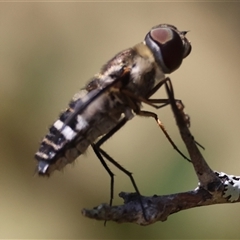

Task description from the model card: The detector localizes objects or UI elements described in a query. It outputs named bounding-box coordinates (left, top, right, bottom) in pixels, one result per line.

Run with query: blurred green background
left=1, top=2, right=240, bottom=239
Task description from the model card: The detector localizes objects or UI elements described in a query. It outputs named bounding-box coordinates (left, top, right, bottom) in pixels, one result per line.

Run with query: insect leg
left=136, top=109, right=191, bottom=162
left=121, top=77, right=181, bottom=110
left=93, top=146, right=147, bottom=220
left=90, top=118, right=127, bottom=207
left=146, top=77, right=170, bottom=98
left=92, top=118, right=147, bottom=220
left=91, top=144, right=115, bottom=207
left=95, top=118, right=128, bottom=148
left=121, top=88, right=170, bottom=109
left=164, top=79, right=205, bottom=151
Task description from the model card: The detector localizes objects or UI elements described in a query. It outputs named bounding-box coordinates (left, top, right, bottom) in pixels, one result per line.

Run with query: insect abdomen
left=35, top=90, right=122, bottom=176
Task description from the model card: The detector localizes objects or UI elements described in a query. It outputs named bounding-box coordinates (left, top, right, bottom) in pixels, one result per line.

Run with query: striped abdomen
left=35, top=89, right=125, bottom=176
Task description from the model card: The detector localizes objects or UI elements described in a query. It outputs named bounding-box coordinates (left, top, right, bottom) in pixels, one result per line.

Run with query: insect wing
left=35, top=65, right=131, bottom=175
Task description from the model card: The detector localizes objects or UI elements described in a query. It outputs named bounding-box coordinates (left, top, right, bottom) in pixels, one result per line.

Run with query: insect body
left=35, top=24, right=191, bottom=182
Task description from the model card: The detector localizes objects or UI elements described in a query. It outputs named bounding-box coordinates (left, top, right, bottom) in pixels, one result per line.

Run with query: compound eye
left=144, top=24, right=191, bottom=73
left=150, top=27, right=175, bottom=46
left=183, top=37, right=192, bottom=58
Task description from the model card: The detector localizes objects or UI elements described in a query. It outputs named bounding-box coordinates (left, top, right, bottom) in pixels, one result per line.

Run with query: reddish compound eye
left=151, top=27, right=174, bottom=45
left=144, top=24, right=191, bottom=73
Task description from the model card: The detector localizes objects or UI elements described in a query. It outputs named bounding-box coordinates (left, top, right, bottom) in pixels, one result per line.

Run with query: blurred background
left=1, top=2, right=240, bottom=239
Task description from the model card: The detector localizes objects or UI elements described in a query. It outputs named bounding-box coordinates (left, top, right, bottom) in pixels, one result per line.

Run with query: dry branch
left=82, top=79, right=240, bottom=225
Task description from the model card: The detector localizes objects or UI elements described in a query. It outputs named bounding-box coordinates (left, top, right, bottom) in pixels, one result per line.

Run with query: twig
left=82, top=79, right=240, bottom=225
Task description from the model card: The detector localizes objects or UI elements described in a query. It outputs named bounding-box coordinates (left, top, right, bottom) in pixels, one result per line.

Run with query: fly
left=35, top=23, right=191, bottom=210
